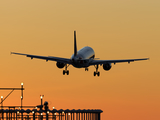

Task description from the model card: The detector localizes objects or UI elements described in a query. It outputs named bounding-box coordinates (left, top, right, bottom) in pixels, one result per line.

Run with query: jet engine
left=56, top=62, right=65, bottom=68
left=103, top=63, right=112, bottom=71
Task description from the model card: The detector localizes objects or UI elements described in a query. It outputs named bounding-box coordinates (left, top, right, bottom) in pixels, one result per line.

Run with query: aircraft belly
left=71, top=46, right=95, bottom=68
left=72, top=64, right=89, bottom=68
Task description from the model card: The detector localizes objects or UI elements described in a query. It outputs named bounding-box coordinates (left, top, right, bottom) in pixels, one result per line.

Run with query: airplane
left=11, top=31, right=149, bottom=76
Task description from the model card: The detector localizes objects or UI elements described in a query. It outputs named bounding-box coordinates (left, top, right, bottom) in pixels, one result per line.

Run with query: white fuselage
left=71, top=46, right=95, bottom=68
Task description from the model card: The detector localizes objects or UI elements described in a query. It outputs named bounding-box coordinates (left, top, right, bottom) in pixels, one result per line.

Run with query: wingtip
left=10, top=52, right=16, bottom=55
left=144, top=58, right=149, bottom=60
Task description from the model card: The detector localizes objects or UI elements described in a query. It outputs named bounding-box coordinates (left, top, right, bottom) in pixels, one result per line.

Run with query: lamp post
left=68, top=113, right=70, bottom=120
left=52, top=107, right=55, bottom=120
left=1, top=96, right=3, bottom=119
left=21, top=82, right=23, bottom=109
left=40, top=95, right=44, bottom=106
left=1, top=96, right=3, bottom=109
left=40, top=95, right=44, bottom=120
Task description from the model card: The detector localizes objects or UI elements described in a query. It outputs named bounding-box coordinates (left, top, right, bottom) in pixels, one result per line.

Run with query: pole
left=21, top=82, right=23, bottom=120
left=21, top=83, right=23, bottom=110
left=33, top=112, right=35, bottom=120
left=46, top=111, right=48, bottom=120
left=41, top=98, right=42, bottom=106
left=98, top=113, right=100, bottom=120
left=1, top=96, right=3, bottom=109
left=40, top=95, right=44, bottom=106
left=1, top=96, right=4, bottom=120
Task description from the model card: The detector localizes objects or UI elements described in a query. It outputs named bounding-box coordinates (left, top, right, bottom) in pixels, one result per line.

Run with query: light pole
left=1, top=96, right=4, bottom=120
left=40, top=95, right=44, bottom=106
left=40, top=95, right=44, bottom=120
left=21, top=82, right=23, bottom=109
left=1, top=96, right=3, bottom=109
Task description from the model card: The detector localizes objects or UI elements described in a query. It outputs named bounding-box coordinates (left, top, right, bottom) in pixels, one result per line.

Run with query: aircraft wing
left=89, top=58, right=149, bottom=65
left=11, top=52, right=72, bottom=64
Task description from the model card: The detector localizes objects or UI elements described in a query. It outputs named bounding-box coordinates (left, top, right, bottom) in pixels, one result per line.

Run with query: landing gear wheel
left=93, top=65, right=100, bottom=76
left=94, top=72, right=96, bottom=76
left=85, top=68, right=88, bottom=71
left=97, top=72, right=100, bottom=76
left=63, top=70, right=65, bottom=75
left=66, top=70, right=69, bottom=75
left=63, top=64, right=70, bottom=75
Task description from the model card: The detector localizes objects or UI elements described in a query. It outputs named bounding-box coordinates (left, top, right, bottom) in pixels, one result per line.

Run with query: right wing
left=11, top=52, right=72, bottom=64
left=89, top=58, right=149, bottom=65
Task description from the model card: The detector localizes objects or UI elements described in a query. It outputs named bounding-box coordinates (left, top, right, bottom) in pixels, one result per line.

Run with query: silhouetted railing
left=0, top=108, right=102, bottom=120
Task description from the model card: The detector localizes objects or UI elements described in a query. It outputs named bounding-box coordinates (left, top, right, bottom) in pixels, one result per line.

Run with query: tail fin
left=74, top=31, right=77, bottom=56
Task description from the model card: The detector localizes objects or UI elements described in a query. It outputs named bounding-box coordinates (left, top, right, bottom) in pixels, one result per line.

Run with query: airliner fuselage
left=71, top=46, right=95, bottom=68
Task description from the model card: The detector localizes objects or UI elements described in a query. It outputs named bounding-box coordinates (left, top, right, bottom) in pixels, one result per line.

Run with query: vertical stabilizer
left=74, top=31, right=77, bottom=56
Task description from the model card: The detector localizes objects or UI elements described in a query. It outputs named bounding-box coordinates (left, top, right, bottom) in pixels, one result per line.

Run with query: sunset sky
left=0, top=0, right=160, bottom=120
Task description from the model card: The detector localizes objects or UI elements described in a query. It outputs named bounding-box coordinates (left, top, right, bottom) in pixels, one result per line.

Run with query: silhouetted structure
left=0, top=83, right=103, bottom=120
left=0, top=82, right=24, bottom=109
left=0, top=107, right=103, bottom=120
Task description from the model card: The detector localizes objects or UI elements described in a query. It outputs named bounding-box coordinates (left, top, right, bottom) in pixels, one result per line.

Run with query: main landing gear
left=63, top=65, right=69, bottom=75
left=85, top=68, right=88, bottom=71
left=94, top=65, right=100, bottom=76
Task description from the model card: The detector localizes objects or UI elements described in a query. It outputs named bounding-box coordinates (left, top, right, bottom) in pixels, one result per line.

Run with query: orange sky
left=0, top=0, right=160, bottom=120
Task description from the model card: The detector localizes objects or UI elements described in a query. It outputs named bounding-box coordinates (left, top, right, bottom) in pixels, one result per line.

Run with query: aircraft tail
left=74, top=31, right=77, bottom=56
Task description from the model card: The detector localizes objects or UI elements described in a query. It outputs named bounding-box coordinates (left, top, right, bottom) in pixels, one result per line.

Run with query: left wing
left=11, top=52, right=72, bottom=64
left=89, top=58, right=149, bottom=65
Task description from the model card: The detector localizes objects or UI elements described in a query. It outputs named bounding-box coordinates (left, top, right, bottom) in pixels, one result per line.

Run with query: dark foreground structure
left=0, top=108, right=103, bottom=120
left=0, top=83, right=103, bottom=120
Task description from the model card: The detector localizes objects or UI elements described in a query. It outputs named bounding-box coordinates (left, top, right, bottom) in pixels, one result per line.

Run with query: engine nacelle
left=56, top=62, right=65, bottom=69
left=103, top=63, right=112, bottom=71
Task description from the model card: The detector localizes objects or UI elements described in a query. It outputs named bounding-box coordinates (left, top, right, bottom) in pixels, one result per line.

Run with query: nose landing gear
left=63, top=70, right=69, bottom=75
left=94, top=65, right=100, bottom=76
left=63, top=64, right=69, bottom=75
left=85, top=68, right=89, bottom=71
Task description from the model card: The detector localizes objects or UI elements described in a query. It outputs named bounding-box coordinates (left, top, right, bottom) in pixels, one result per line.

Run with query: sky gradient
left=0, top=0, right=160, bottom=120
